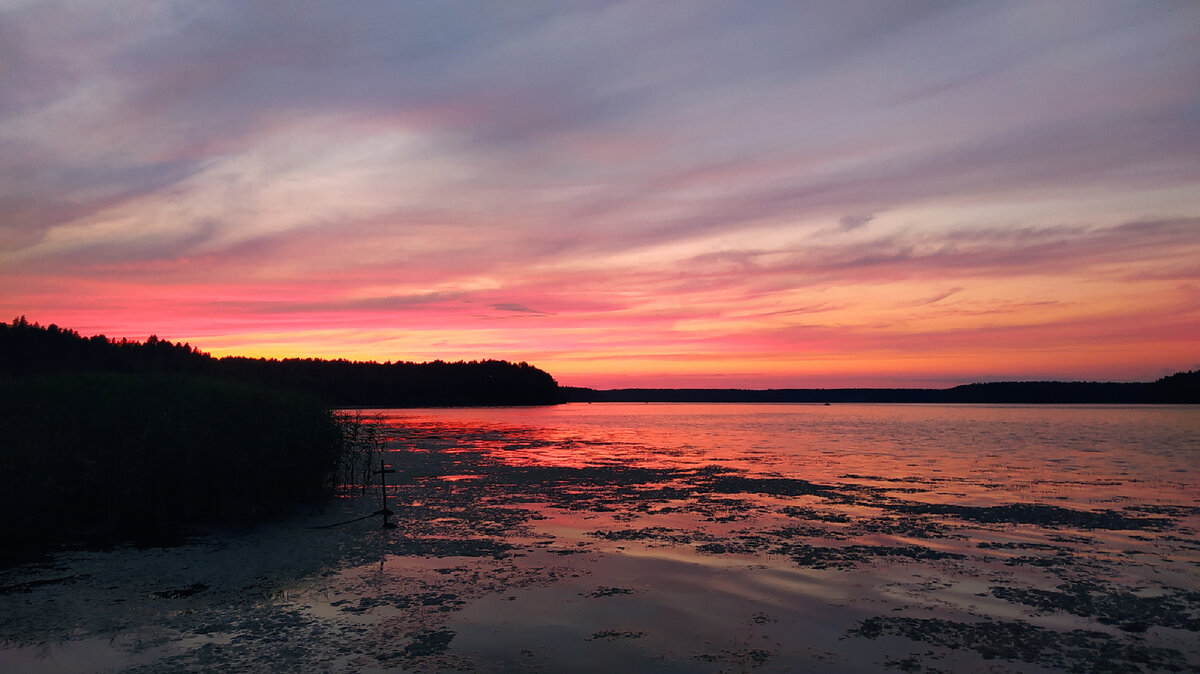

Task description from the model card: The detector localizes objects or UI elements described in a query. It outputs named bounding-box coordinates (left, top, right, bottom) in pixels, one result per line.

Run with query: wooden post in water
left=373, top=460, right=396, bottom=528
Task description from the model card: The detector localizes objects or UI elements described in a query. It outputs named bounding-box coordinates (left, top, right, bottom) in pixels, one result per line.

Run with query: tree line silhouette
left=0, top=317, right=562, bottom=563
left=0, top=316, right=564, bottom=406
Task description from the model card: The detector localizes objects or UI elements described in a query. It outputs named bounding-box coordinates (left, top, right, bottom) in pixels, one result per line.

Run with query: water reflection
left=2, top=404, right=1197, bottom=672
left=368, top=403, right=1200, bottom=671
left=381, top=403, right=1200, bottom=509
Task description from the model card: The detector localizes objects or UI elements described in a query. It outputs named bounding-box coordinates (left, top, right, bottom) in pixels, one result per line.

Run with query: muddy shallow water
left=2, top=403, right=1198, bottom=672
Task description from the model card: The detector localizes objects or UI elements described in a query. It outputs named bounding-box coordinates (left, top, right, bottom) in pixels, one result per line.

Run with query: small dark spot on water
left=693, top=647, right=775, bottom=668
left=751, top=612, right=777, bottom=624
left=587, top=630, right=645, bottom=641
left=148, top=582, right=209, bottom=599
left=583, top=586, right=637, bottom=598
left=977, top=541, right=1058, bottom=550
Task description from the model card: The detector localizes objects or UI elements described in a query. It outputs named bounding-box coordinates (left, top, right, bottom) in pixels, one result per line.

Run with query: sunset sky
left=2, top=1, right=1198, bottom=388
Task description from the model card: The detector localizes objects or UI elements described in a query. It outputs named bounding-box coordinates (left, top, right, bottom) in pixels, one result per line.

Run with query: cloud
left=491, top=303, right=548, bottom=316
left=905, top=288, right=963, bottom=307
left=839, top=214, right=874, bottom=231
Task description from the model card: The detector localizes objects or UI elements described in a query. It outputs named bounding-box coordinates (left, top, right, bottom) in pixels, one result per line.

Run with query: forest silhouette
left=0, top=316, right=564, bottom=407
left=0, top=317, right=562, bottom=563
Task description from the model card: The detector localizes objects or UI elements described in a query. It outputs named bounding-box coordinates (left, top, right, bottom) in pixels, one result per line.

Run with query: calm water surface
left=383, top=403, right=1199, bottom=506
left=2, top=403, right=1197, bottom=673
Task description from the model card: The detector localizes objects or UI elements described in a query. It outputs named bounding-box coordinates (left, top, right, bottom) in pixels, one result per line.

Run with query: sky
left=2, top=1, right=1199, bottom=388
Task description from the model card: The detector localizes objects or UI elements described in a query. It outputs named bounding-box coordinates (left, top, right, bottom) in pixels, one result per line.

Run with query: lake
left=2, top=403, right=1198, bottom=672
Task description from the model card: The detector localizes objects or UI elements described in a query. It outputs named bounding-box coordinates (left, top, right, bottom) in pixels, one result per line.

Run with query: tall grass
left=0, top=372, right=344, bottom=559
left=330, top=410, right=386, bottom=491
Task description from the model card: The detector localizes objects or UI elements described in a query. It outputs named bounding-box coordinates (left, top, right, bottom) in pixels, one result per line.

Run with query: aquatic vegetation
left=990, top=582, right=1200, bottom=633
left=847, top=616, right=1190, bottom=672
left=882, top=502, right=1171, bottom=530
left=330, top=409, right=387, bottom=491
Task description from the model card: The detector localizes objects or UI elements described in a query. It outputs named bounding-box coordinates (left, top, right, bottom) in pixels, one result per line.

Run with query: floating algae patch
left=587, top=629, right=645, bottom=641
left=587, top=526, right=711, bottom=546
left=693, top=647, right=775, bottom=669
left=779, top=506, right=852, bottom=523
left=881, top=502, right=1172, bottom=530
left=685, top=521, right=965, bottom=569
left=484, top=464, right=682, bottom=487
left=977, top=541, right=1062, bottom=550
left=705, top=475, right=844, bottom=498
left=850, top=515, right=961, bottom=539
left=400, top=629, right=455, bottom=658
left=847, top=616, right=1190, bottom=672
left=771, top=543, right=966, bottom=570
left=1003, top=552, right=1081, bottom=569
left=583, top=586, right=639, bottom=598
left=990, top=582, right=1200, bottom=633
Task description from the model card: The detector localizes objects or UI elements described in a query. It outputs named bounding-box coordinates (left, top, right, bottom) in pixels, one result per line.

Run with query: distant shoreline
left=562, top=373, right=1199, bottom=405
left=4, top=317, right=1196, bottom=406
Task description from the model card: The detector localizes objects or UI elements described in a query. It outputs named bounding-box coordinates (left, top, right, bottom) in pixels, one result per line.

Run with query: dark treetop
left=0, top=316, right=564, bottom=407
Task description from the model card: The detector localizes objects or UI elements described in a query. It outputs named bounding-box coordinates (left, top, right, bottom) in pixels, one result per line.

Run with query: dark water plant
left=331, top=410, right=387, bottom=491
left=0, top=372, right=343, bottom=560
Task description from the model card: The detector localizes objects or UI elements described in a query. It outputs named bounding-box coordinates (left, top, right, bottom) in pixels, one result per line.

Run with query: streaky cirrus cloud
left=2, top=0, right=1198, bottom=387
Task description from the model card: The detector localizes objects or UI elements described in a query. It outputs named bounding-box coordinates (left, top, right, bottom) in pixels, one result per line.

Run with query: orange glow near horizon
left=6, top=234, right=1197, bottom=389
